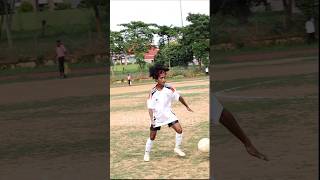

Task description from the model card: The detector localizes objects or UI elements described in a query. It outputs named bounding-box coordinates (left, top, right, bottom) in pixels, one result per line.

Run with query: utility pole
left=179, top=0, right=183, bottom=27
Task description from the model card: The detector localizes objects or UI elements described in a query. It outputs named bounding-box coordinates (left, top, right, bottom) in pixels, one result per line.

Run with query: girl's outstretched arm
left=179, top=96, right=193, bottom=112
left=219, top=109, right=269, bottom=161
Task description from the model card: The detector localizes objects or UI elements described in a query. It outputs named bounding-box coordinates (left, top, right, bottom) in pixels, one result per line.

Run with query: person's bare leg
left=150, top=130, right=157, bottom=140
left=220, top=109, right=269, bottom=161
left=171, top=122, right=182, bottom=134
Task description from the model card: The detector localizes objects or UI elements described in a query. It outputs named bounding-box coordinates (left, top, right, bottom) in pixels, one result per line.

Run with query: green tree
left=18, top=1, right=33, bottom=12
left=79, top=0, right=106, bottom=35
left=295, top=0, right=319, bottom=18
left=211, top=0, right=274, bottom=22
left=182, top=13, right=210, bottom=69
left=211, top=0, right=252, bottom=23
left=191, top=41, right=209, bottom=67
left=155, top=25, right=182, bottom=67
left=154, top=42, right=192, bottom=67
left=156, top=25, right=181, bottom=47
left=110, top=30, right=124, bottom=67
left=110, top=31, right=124, bottom=57
left=120, top=21, right=155, bottom=70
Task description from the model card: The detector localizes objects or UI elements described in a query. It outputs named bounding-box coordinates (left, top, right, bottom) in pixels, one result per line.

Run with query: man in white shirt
left=144, top=64, right=193, bottom=162
left=305, top=17, right=316, bottom=44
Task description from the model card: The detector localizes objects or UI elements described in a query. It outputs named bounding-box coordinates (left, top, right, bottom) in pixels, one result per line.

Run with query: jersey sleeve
left=173, top=90, right=180, bottom=101
left=147, top=90, right=156, bottom=109
left=169, top=86, right=180, bottom=101
left=211, top=95, right=223, bottom=125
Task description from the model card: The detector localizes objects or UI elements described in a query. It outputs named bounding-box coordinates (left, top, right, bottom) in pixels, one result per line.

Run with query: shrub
left=35, top=54, right=45, bottom=67
left=77, top=54, right=95, bottom=63
left=18, top=1, right=33, bottom=13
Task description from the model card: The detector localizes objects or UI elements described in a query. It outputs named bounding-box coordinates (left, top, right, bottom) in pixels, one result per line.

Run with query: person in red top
left=55, top=40, right=67, bottom=79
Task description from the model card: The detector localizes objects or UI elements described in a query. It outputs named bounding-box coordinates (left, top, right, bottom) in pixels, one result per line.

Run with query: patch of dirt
left=0, top=75, right=108, bottom=105
left=110, top=94, right=209, bottom=127
left=0, top=67, right=106, bottom=81
left=110, top=80, right=209, bottom=129
left=110, top=88, right=209, bottom=106
left=110, top=79, right=209, bottom=95
left=0, top=153, right=107, bottom=180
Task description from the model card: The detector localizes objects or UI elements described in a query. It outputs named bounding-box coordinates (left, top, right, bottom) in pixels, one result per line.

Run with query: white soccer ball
left=198, top=138, right=210, bottom=153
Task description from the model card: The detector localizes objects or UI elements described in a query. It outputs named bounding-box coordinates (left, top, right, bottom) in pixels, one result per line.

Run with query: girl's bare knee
left=150, top=136, right=156, bottom=140
left=150, top=132, right=157, bottom=140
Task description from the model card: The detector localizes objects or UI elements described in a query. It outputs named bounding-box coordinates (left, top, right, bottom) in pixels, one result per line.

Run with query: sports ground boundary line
left=214, top=55, right=318, bottom=69
left=214, top=79, right=318, bottom=100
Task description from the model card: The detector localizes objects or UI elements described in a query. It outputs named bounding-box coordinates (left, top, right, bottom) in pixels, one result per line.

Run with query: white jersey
left=147, top=84, right=180, bottom=127
left=211, top=95, right=223, bottom=125
left=305, top=20, right=315, bottom=33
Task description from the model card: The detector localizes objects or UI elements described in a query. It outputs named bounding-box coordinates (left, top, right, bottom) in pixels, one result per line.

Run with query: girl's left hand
left=186, top=107, right=193, bottom=112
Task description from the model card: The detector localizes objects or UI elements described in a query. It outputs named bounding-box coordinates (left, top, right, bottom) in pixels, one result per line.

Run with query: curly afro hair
left=149, top=64, right=169, bottom=80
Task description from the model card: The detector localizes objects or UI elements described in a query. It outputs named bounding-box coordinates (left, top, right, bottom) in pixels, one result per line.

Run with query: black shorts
left=149, top=120, right=179, bottom=131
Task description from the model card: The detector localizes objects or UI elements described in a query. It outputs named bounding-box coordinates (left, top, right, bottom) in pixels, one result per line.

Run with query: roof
left=144, top=47, right=159, bottom=60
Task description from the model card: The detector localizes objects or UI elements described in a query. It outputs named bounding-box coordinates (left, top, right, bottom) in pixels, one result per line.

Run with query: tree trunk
left=4, top=16, right=12, bottom=48
left=198, top=58, right=202, bottom=70
left=41, top=20, right=46, bottom=37
left=263, top=1, right=271, bottom=11
left=93, top=5, right=102, bottom=35
left=48, top=0, right=55, bottom=11
left=32, top=0, right=39, bottom=12
left=110, top=52, right=114, bottom=76
left=168, top=39, right=171, bottom=68
left=282, top=0, right=293, bottom=29
left=8, top=0, right=14, bottom=32
left=2, top=1, right=12, bottom=48
left=0, top=15, right=3, bottom=39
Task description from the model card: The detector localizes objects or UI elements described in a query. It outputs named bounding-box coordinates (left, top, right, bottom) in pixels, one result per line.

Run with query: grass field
left=110, top=78, right=210, bottom=179
left=0, top=75, right=108, bottom=179
left=111, top=64, right=148, bottom=74
left=11, top=9, right=93, bottom=31
left=0, top=62, right=106, bottom=76
left=213, top=42, right=319, bottom=64
left=110, top=64, right=207, bottom=84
